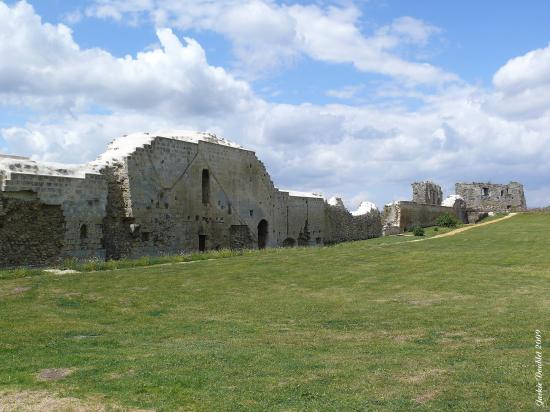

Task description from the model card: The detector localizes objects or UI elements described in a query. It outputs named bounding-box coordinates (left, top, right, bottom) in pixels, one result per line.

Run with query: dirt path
left=410, top=213, right=517, bottom=242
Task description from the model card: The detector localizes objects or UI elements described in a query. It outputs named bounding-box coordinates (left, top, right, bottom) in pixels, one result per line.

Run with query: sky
left=1, top=0, right=550, bottom=209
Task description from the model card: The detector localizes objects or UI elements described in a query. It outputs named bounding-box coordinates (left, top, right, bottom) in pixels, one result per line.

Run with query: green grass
left=59, top=248, right=247, bottom=272
left=478, top=212, right=510, bottom=223
left=0, top=249, right=249, bottom=280
left=1, top=213, right=549, bottom=411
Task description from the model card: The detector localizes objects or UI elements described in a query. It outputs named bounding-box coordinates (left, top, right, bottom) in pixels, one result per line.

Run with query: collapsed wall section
left=324, top=200, right=382, bottom=243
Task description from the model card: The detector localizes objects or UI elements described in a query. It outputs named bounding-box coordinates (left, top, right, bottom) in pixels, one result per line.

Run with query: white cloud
left=84, top=0, right=455, bottom=84
left=487, top=42, right=550, bottom=119
left=86, top=0, right=154, bottom=23
left=1, top=1, right=550, bottom=208
left=288, top=5, right=455, bottom=84
left=326, top=85, right=364, bottom=100
left=0, top=1, right=255, bottom=116
left=493, top=43, right=550, bottom=93
left=389, top=16, right=440, bottom=45
left=87, top=0, right=300, bottom=76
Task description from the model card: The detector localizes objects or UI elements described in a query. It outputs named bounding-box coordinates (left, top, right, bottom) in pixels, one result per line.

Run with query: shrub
left=434, top=227, right=439, bottom=232
left=436, top=212, right=459, bottom=228
left=412, top=226, right=425, bottom=236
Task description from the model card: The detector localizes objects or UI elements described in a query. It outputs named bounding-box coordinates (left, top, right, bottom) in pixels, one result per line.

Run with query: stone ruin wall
left=412, top=181, right=443, bottom=205
left=383, top=181, right=467, bottom=234
left=383, top=201, right=465, bottom=234
left=455, top=182, right=526, bottom=213
left=324, top=201, right=382, bottom=244
left=0, top=137, right=329, bottom=266
left=98, top=137, right=328, bottom=260
left=9, top=135, right=532, bottom=266
left=0, top=163, right=107, bottom=266
left=0, top=194, right=65, bottom=267
left=0, top=140, right=530, bottom=267
left=286, top=196, right=326, bottom=246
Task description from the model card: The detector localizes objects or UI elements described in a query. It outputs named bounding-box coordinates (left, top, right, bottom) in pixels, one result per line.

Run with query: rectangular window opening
left=202, top=169, right=210, bottom=204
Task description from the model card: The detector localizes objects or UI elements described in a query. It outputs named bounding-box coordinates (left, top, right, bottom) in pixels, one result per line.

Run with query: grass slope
left=1, top=213, right=549, bottom=411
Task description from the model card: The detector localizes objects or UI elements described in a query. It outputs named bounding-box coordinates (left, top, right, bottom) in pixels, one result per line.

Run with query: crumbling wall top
left=411, top=181, right=443, bottom=205
left=0, top=156, right=99, bottom=179
left=281, top=190, right=324, bottom=199
left=92, top=130, right=243, bottom=167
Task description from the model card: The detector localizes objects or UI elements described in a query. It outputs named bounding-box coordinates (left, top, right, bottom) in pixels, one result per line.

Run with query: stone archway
left=257, top=219, right=268, bottom=249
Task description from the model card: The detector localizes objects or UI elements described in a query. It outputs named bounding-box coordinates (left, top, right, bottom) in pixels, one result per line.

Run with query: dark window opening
left=227, top=202, right=232, bottom=215
left=80, top=224, right=88, bottom=240
left=501, top=190, right=504, bottom=197
left=199, top=235, right=207, bottom=252
left=202, top=169, right=210, bottom=204
left=482, top=187, right=489, bottom=196
left=141, top=232, right=150, bottom=242
left=249, top=209, right=254, bottom=217
left=257, top=219, right=268, bottom=249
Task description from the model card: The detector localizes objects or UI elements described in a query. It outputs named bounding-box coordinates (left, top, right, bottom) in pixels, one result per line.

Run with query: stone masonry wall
left=455, top=182, right=526, bottom=212
left=412, top=181, right=443, bottom=205
left=229, top=225, right=254, bottom=249
left=0, top=196, right=65, bottom=266
left=100, top=164, right=135, bottom=260
left=324, top=204, right=382, bottom=244
left=99, top=136, right=324, bottom=259
left=0, top=164, right=107, bottom=263
left=286, top=196, right=325, bottom=246
left=383, top=201, right=465, bottom=233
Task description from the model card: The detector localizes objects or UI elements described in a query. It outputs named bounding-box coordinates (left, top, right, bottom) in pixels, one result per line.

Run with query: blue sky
left=1, top=0, right=550, bottom=208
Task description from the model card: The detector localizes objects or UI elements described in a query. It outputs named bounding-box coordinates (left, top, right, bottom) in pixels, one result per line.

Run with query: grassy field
left=1, top=213, right=549, bottom=411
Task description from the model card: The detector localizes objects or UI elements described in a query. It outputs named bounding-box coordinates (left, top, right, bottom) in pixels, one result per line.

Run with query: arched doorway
left=257, top=219, right=268, bottom=249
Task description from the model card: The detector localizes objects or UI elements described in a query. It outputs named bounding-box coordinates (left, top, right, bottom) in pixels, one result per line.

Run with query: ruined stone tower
left=411, top=181, right=443, bottom=206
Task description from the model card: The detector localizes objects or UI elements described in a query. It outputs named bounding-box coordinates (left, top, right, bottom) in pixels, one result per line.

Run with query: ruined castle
left=383, top=180, right=526, bottom=234
left=0, top=131, right=527, bottom=267
left=0, top=131, right=382, bottom=267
